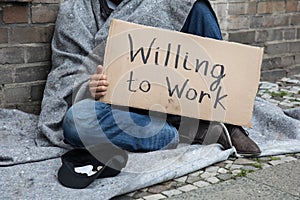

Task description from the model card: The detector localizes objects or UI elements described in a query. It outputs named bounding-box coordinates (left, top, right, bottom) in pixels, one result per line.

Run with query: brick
left=211, top=3, right=227, bottom=19
left=30, top=83, right=45, bottom=101
left=0, top=28, right=8, bottom=43
left=10, top=25, right=54, bottom=43
left=281, top=55, right=295, bottom=67
left=0, top=47, right=25, bottom=64
left=228, top=2, right=248, bottom=15
left=4, top=85, right=30, bottom=104
left=287, top=65, right=300, bottom=77
left=26, top=44, right=51, bottom=62
left=255, top=30, right=268, bottom=43
left=0, top=68, right=14, bottom=84
left=227, top=15, right=250, bottom=30
left=248, top=2, right=257, bottom=15
left=3, top=5, right=28, bottom=24
left=290, top=13, right=300, bottom=26
left=296, top=54, right=300, bottom=63
left=261, top=57, right=281, bottom=71
left=256, top=29, right=283, bottom=43
left=258, top=1, right=285, bottom=14
left=261, top=69, right=287, bottom=82
left=284, top=29, right=296, bottom=40
left=286, top=0, right=298, bottom=12
left=32, top=4, right=59, bottom=23
left=254, top=15, right=288, bottom=29
left=17, top=102, right=41, bottom=115
left=290, top=41, right=300, bottom=53
left=273, top=1, right=285, bottom=13
left=263, top=15, right=289, bottom=28
left=250, top=16, right=264, bottom=28
left=268, top=29, right=283, bottom=41
left=15, top=64, right=51, bottom=83
left=265, top=42, right=289, bottom=55
left=257, top=2, right=268, bottom=14
left=228, top=31, right=255, bottom=44
left=228, top=2, right=257, bottom=15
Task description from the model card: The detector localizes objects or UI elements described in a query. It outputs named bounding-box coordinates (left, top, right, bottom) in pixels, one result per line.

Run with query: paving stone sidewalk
left=167, top=159, right=300, bottom=200
left=115, top=76, right=300, bottom=200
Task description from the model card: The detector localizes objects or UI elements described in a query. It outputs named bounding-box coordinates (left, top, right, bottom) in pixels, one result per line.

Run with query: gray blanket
left=1, top=0, right=300, bottom=199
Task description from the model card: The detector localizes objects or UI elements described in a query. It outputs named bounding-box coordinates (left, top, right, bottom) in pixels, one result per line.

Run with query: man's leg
left=178, top=0, right=261, bottom=156
left=181, top=0, right=222, bottom=40
left=63, top=99, right=179, bottom=152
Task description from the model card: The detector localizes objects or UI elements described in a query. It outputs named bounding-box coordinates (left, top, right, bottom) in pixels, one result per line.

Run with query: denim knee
left=62, top=99, right=104, bottom=147
left=193, top=0, right=213, bottom=16
left=62, top=99, right=179, bottom=151
left=181, top=0, right=222, bottom=40
left=62, top=105, right=84, bottom=147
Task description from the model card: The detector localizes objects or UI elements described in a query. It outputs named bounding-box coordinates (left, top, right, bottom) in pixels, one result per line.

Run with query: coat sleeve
left=38, top=0, right=102, bottom=147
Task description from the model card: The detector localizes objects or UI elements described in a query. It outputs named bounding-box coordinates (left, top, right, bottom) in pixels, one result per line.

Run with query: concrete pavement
left=166, top=159, right=300, bottom=200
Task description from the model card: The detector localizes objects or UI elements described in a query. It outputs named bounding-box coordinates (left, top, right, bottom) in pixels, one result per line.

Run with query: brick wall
left=0, top=0, right=60, bottom=114
left=0, top=0, right=299, bottom=114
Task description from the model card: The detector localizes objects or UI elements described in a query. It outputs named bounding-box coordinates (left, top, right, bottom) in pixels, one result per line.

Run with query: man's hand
left=89, top=65, right=109, bottom=100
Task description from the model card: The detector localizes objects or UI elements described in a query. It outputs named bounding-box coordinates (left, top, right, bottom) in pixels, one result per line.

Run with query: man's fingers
left=89, top=65, right=108, bottom=100
left=89, top=87, right=107, bottom=100
left=95, top=85, right=108, bottom=92
left=90, top=74, right=107, bottom=82
left=89, top=80, right=109, bottom=87
left=89, top=85, right=108, bottom=93
left=90, top=74, right=101, bottom=81
left=97, top=79, right=109, bottom=86
left=94, top=91, right=107, bottom=100
left=97, top=65, right=103, bottom=74
left=100, top=74, right=107, bottom=80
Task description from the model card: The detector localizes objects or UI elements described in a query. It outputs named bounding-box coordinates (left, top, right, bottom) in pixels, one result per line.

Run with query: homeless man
left=39, top=0, right=261, bottom=156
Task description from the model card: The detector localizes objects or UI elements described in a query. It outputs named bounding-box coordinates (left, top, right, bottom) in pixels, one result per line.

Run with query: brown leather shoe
left=192, top=122, right=232, bottom=150
left=226, top=124, right=261, bottom=157
left=191, top=121, right=261, bottom=157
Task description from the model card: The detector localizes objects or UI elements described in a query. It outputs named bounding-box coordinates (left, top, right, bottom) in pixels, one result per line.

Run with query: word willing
left=127, top=33, right=228, bottom=110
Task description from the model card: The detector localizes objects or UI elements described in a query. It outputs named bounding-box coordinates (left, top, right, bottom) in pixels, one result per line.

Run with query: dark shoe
left=191, top=121, right=261, bottom=157
left=192, top=121, right=232, bottom=150
left=226, top=124, right=261, bottom=157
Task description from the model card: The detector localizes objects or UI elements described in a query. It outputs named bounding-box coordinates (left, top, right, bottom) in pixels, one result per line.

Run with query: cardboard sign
left=101, top=19, right=263, bottom=127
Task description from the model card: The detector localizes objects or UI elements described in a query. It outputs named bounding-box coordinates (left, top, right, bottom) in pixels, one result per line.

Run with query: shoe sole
left=237, top=152, right=261, bottom=157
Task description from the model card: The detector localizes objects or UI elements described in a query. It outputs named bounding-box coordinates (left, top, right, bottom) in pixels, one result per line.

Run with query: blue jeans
left=63, top=99, right=179, bottom=151
left=181, top=0, right=222, bottom=40
left=63, top=0, right=223, bottom=152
